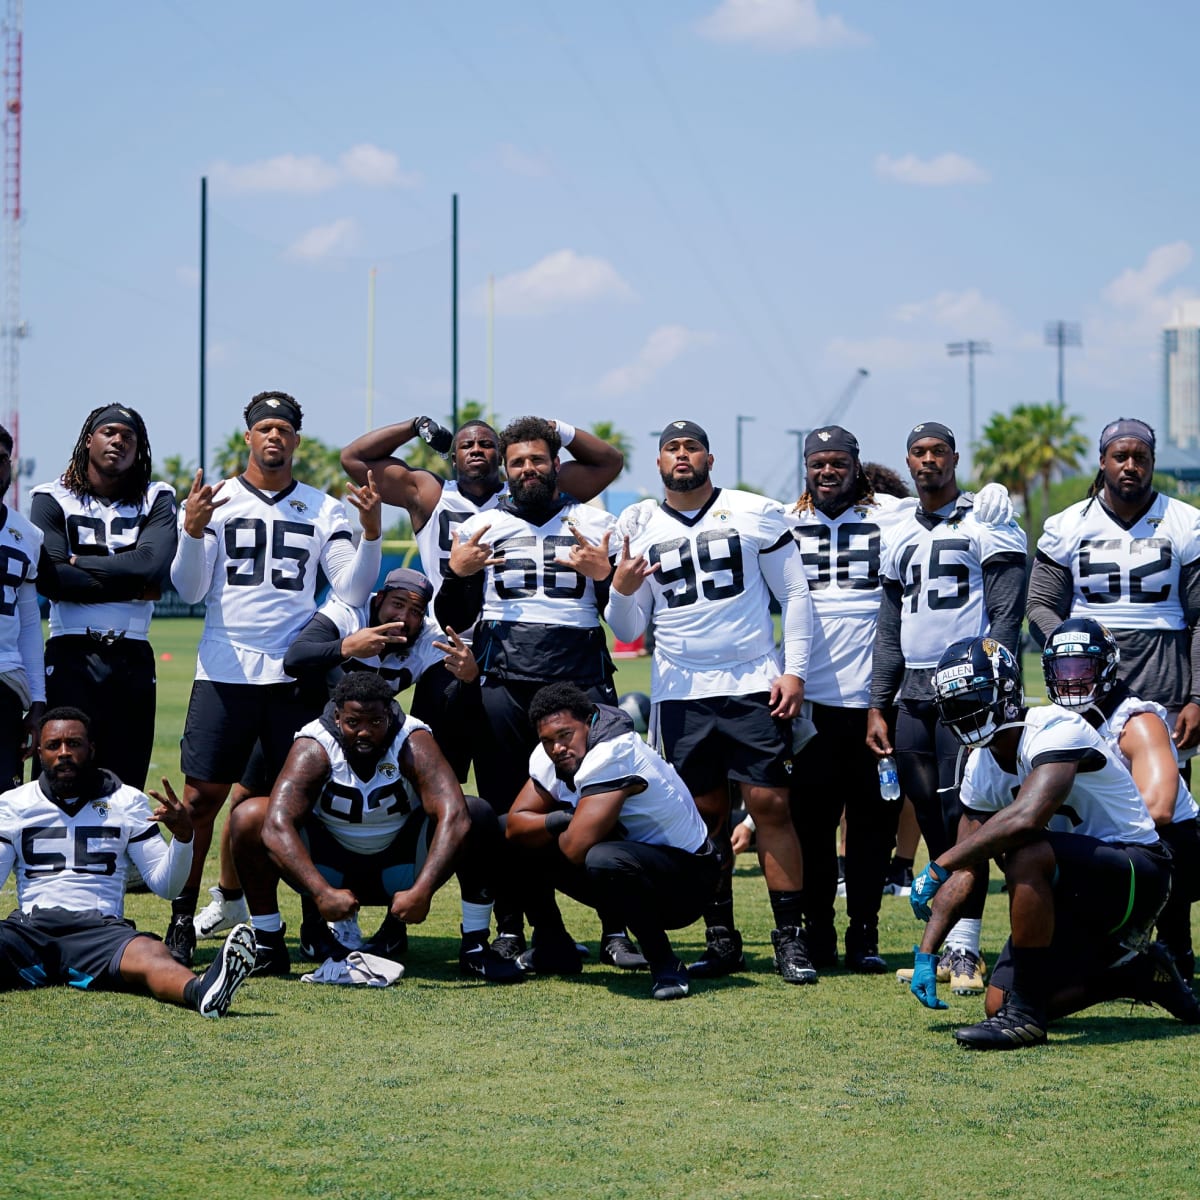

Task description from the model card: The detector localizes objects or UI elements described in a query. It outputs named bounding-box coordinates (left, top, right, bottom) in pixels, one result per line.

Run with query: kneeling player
left=229, top=673, right=522, bottom=982
left=0, top=709, right=255, bottom=1017
left=907, top=637, right=1198, bottom=1049
left=507, top=683, right=719, bottom=1000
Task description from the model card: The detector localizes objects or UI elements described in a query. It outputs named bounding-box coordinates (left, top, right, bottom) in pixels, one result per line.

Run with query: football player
left=32, top=405, right=176, bottom=791
left=228, top=672, right=522, bottom=982
left=507, top=683, right=718, bottom=999
left=1028, top=417, right=1200, bottom=755
left=165, top=391, right=382, bottom=966
left=0, top=709, right=255, bottom=1016
left=865, top=421, right=1026, bottom=997
left=907, top=636, right=1198, bottom=1049
left=606, top=420, right=816, bottom=985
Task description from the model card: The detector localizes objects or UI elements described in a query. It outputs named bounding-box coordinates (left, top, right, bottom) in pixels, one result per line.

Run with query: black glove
left=414, top=415, right=453, bottom=457
left=544, top=810, right=573, bottom=835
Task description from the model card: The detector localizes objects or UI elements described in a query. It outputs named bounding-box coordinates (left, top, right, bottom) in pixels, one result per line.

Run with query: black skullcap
left=245, top=393, right=302, bottom=431
left=658, top=420, right=709, bottom=451
left=906, top=421, right=956, bottom=452
left=1099, top=417, right=1155, bottom=456
left=376, top=567, right=433, bottom=605
left=88, top=405, right=139, bottom=434
left=804, top=425, right=860, bottom=459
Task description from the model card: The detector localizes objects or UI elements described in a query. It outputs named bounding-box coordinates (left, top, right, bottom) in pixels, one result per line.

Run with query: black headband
left=376, top=568, right=433, bottom=605
left=246, top=394, right=302, bottom=431
left=906, top=421, right=956, bottom=452
left=88, top=405, right=139, bottom=435
left=1099, top=417, right=1155, bottom=455
left=658, top=420, right=709, bottom=451
left=805, top=425, right=859, bottom=459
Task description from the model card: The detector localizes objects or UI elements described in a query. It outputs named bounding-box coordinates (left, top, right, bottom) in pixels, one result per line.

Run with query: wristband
left=553, top=418, right=576, bottom=447
left=740, top=814, right=757, bottom=834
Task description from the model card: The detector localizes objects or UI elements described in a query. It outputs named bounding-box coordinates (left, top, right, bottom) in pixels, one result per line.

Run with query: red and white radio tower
left=2, top=0, right=24, bottom=506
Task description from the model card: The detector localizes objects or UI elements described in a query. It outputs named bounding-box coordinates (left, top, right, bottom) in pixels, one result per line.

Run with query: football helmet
left=933, top=636, right=1023, bottom=747
left=1041, top=617, right=1120, bottom=710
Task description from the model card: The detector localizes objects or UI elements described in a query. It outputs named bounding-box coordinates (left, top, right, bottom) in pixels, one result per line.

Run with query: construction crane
left=786, top=368, right=869, bottom=497
left=2, top=0, right=23, bottom=506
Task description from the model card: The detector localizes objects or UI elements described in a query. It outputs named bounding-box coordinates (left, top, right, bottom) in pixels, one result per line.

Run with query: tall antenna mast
left=2, top=0, right=23, bottom=506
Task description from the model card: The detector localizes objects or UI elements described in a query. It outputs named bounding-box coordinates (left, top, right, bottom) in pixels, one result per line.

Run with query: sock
left=945, top=918, right=982, bottom=955
left=461, top=901, right=492, bottom=937
left=217, top=885, right=244, bottom=903
left=252, top=913, right=282, bottom=935
left=768, top=889, right=805, bottom=930
left=1007, top=946, right=1052, bottom=1017
left=172, top=889, right=199, bottom=918
left=183, top=977, right=201, bottom=1011
left=704, top=898, right=735, bottom=931
left=891, top=855, right=914, bottom=871
left=634, top=928, right=673, bottom=969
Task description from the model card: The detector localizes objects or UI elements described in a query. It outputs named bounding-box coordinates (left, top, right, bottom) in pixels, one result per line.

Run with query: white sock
left=461, top=901, right=492, bottom=937
left=252, top=913, right=282, bottom=935
left=944, top=918, right=981, bottom=955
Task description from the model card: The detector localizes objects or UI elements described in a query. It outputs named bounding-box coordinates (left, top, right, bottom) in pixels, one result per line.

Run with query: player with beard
left=165, top=392, right=382, bottom=967
left=435, top=416, right=644, bottom=969
left=0, top=708, right=255, bottom=1016
left=341, top=415, right=622, bottom=781
left=865, top=421, right=1026, bottom=998
left=1028, top=418, right=1200, bottom=758
left=607, top=421, right=816, bottom=986
left=32, top=405, right=175, bottom=792
left=228, top=672, right=521, bottom=982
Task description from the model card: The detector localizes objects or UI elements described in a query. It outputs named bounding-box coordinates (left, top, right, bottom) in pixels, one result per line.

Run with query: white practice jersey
left=176, top=478, right=358, bottom=684
left=788, top=493, right=911, bottom=707
left=529, top=723, right=707, bottom=852
left=31, top=479, right=176, bottom=640
left=960, top=704, right=1158, bottom=845
left=881, top=504, right=1026, bottom=670
left=457, top=501, right=616, bottom=627
left=0, top=506, right=42, bottom=685
left=414, top=479, right=504, bottom=599
left=300, top=712, right=430, bottom=855
left=318, top=594, right=443, bottom=692
left=1037, top=493, right=1200, bottom=631
left=0, top=777, right=190, bottom=916
left=612, top=489, right=801, bottom=702
left=1100, top=694, right=1198, bottom=825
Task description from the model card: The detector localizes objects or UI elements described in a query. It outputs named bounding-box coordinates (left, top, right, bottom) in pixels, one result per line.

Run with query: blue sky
left=14, top=1, right=1199, bottom=508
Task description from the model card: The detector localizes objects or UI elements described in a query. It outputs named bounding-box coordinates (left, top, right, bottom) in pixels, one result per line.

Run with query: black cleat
left=490, top=932, right=527, bottom=962
left=196, top=924, right=256, bottom=1017
left=955, top=1004, right=1047, bottom=1050
left=650, top=957, right=690, bottom=1001
left=165, top=914, right=196, bottom=968
left=687, top=926, right=746, bottom=978
left=1131, top=942, right=1200, bottom=1024
left=803, top=922, right=839, bottom=969
left=459, top=932, right=526, bottom=983
left=599, top=934, right=649, bottom=971
left=250, top=926, right=291, bottom=977
left=772, top=926, right=818, bottom=985
left=516, top=931, right=583, bottom=976
left=299, top=922, right=350, bottom=963
left=845, top=924, right=888, bottom=975
left=362, top=915, right=408, bottom=962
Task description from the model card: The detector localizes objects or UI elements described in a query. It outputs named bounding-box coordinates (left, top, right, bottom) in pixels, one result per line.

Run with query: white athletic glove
left=973, top=482, right=1013, bottom=525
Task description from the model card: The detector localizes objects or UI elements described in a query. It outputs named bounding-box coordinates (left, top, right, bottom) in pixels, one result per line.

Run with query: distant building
left=1165, top=301, right=1200, bottom=448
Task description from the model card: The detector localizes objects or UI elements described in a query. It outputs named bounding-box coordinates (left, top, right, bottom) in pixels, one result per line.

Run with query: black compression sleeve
left=869, top=579, right=905, bottom=709
left=1025, top=553, right=1073, bottom=648
left=982, top=553, right=1027, bottom=664
left=283, top=613, right=348, bottom=679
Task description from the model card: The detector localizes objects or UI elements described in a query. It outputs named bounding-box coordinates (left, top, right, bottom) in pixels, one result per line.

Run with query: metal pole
left=486, top=273, right=494, bottom=425
left=451, top=193, right=458, bottom=431
left=199, top=175, right=207, bottom=476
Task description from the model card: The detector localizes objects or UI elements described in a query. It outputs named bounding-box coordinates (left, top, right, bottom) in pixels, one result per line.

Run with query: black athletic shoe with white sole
left=599, top=934, right=649, bottom=970
left=459, top=932, right=526, bottom=983
left=771, top=926, right=818, bottom=985
left=650, top=958, right=690, bottom=1001
left=196, top=924, right=256, bottom=1018
left=165, top=913, right=196, bottom=968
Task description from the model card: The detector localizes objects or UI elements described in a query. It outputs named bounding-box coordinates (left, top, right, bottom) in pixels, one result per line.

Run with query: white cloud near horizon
left=497, top=142, right=550, bottom=178
left=490, top=250, right=635, bottom=317
left=894, top=288, right=1011, bottom=337
left=285, top=218, right=357, bottom=262
left=597, top=325, right=714, bottom=396
left=212, top=144, right=420, bottom=194
left=1102, top=241, right=1192, bottom=310
left=875, top=152, right=990, bottom=187
left=696, top=0, right=867, bottom=49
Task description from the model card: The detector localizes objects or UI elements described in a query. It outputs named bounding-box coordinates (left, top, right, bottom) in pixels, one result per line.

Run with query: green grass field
left=2, top=622, right=1199, bottom=1200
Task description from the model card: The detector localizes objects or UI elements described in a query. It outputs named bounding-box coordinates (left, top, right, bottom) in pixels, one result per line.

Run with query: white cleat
left=195, top=886, right=250, bottom=939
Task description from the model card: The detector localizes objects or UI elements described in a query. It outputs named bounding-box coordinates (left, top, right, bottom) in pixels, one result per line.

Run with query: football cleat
left=687, top=926, right=746, bottom=978
left=329, top=915, right=366, bottom=951
left=249, top=926, right=291, bottom=977
left=490, top=932, right=527, bottom=962
left=299, top=921, right=350, bottom=963
left=650, top=958, right=690, bottom=1001
left=954, top=1004, right=1047, bottom=1050
left=362, top=915, right=408, bottom=962
left=196, top=924, right=256, bottom=1018
left=949, top=948, right=988, bottom=996
left=516, top=930, right=583, bottom=976
left=1128, top=942, right=1200, bottom=1024
left=882, top=863, right=914, bottom=896
left=845, top=925, right=888, bottom=975
left=194, top=886, right=251, bottom=940
left=772, top=926, right=818, bottom=985
left=165, top=914, right=196, bottom=968
left=599, top=934, right=649, bottom=971
left=459, top=932, right=526, bottom=983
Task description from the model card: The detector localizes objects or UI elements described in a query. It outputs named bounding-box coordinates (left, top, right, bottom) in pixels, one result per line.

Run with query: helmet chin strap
left=941, top=717, right=1033, bottom=796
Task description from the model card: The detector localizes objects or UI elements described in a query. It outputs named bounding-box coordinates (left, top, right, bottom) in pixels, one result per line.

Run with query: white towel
left=300, top=951, right=405, bottom=987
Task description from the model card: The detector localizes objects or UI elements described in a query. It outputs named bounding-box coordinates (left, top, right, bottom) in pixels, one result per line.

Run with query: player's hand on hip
left=345, top=469, right=383, bottom=540
left=769, top=674, right=804, bottom=720
left=449, top=526, right=500, bottom=577
left=147, top=777, right=195, bottom=843
left=182, top=470, right=228, bottom=538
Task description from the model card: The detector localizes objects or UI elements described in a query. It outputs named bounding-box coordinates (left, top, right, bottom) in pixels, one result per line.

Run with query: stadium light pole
left=1044, top=320, right=1082, bottom=413
left=737, top=415, right=755, bottom=488
left=946, top=340, right=991, bottom=449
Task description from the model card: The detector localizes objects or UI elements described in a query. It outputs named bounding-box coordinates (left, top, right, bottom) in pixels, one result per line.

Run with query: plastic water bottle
left=877, top=755, right=901, bottom=801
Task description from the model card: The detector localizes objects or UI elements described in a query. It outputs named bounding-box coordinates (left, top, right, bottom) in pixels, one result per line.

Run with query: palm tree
left=154, top=453, right=197, bottom=502
left=589, top=421, right=631, bottom=476
left=972, top=410, right=1030, bottom=519
left=210, top=429, right=349, bottom=496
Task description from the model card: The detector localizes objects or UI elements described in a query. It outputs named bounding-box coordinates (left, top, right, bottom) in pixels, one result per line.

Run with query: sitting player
left=0, top=708, right=255, bottom=1016
left=228, top=673, right=521, bottom=982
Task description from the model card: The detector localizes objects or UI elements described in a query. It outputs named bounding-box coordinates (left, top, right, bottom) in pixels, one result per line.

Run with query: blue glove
left=910, top=861, right=949, bottom=922
left=910, top=947, right=948, bottom=1010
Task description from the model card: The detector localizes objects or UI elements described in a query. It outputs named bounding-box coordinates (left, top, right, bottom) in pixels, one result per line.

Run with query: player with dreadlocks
left=32, top=405, right=178, bottom=792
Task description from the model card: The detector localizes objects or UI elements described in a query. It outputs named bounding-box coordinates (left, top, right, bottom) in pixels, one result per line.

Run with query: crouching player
left=229, top=673, right=522, bottom=982
left=507, top=683, right=719, bottom=1000
left=0, top=708, right=254, bottom=1016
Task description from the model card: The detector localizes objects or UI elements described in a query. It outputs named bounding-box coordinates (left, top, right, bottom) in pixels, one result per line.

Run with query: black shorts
left=0, top=906, right=151, bottom=992
left=304, top=816, right=434, bottom=906
left=180, top=680, right=313, bottom=785
left=658, top=693, right=793, bottom=793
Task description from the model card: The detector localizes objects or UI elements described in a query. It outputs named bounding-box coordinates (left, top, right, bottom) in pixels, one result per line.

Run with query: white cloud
left=827, top=335, right=945, bottom=372
left=212, top=144, right=418, bottom=194
left=696, top=0, right=867, bottom=49
left=490, top=250, right=635, bottom=317
left=875, top=152, right=990, bottom=187
left=285, top=218, right=357, bottom=262
left=1101, top=241, right=1192, bottom=310
left=597, top=325, right=714, bottom=396
left=893, top=289, right=1010, bottom=337
left=497, top=142, right=550, bottom=178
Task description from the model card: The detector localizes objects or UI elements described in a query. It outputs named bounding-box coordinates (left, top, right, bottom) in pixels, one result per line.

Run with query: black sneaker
left=1131, top=942, right=1200, bottom=1024
left=771, top=926, right=818, bottom=985
left=882, top=862, right=914, bottom=896
left=196, top=924, right=256, bottom=1018
left=165, top=914, right=196, bottom=968
left=804, top=922, right=839, bottom=969
left=362, top=915, right=408, bottom=961
left=845, top=925, right=888, bottom=975
left=687, top=926, right=746, bottom=978
left=955, top=1004, right=1047, bottom=1050
left=650, top=957, right=690, bottom=1001
left=459, top=932, right=526, bottom=984
left=516, top=931, right=583, bottom=976
left=299, top=922, right=350, bottom=963
left=599, top=934, right=649, bottom=971
left=250, top=926, right=291, bottom=977
left=490, top=932, right=527, bottom=962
